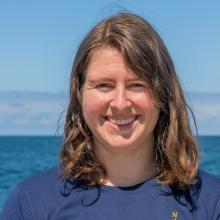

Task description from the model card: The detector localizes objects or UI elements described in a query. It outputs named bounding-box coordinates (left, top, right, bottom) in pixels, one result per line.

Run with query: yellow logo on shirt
left=171, top=211, right=178, bottom=220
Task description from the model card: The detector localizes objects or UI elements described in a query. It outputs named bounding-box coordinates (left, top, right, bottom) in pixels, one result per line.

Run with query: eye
left=132, top=83, right=145, bottom=87
left=128, top=83, right=147, bottom=89
left=96, top=83, right=114, bottom=91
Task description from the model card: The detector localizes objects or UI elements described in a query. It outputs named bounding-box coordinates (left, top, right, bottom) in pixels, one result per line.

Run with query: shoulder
left=197, top=169, right=220, bottom=196
left=195, top=169, right=220, bottom=218
left=0, top=165, right=64, bottom=219
left=19, top=164, right=62, bottom=192
left=15, top=164, right=65, bottom=207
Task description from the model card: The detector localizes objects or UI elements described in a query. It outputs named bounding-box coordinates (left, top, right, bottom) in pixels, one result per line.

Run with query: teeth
left=109, top=117, right=135, bottom=125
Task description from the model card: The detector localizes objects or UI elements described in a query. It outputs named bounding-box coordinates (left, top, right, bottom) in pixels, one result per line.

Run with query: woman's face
left=82, top=46, right=159, bottom=151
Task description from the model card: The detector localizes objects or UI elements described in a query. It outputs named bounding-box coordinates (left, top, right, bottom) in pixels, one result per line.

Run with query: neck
left=94, top=138, right=156, bottom=187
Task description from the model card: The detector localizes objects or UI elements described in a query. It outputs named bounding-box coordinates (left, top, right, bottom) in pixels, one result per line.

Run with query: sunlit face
left=82, top=46, right=159, bottom=152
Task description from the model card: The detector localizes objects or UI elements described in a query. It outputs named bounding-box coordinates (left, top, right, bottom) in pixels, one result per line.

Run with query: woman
left=1, top=12, right=220, bottom=220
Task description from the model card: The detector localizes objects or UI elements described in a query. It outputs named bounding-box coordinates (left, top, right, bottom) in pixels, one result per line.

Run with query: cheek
left=135, top=96, right=159, bottom=121
left=82, top=92, right=107, bottom=122
left=133, top=94, right=155, bottom=110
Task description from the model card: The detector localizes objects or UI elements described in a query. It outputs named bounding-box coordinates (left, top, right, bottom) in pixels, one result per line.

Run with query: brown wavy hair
left=60, top=12, right=199, bottom=190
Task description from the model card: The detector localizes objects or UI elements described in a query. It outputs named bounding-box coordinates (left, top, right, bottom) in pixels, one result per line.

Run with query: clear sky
left=0, top=1, right=220, bottom=135
left=0, top=0, right=220, bottom=94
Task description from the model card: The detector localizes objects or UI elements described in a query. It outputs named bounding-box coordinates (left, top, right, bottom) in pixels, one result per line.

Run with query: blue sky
left=0, top=1, right=220, bottom=135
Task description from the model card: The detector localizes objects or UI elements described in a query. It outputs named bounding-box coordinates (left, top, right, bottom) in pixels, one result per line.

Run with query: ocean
left=0, top=135, right=220, bottom=210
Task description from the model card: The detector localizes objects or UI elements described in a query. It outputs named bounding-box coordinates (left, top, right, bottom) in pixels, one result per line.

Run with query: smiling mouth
left=104, top=115, right=139, bottom=126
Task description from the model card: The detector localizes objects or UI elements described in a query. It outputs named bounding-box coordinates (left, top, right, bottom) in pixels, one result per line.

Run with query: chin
left=105, top=138, right=138, bottom=149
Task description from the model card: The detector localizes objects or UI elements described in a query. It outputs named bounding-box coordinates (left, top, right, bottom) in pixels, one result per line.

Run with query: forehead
left=85, top=46, right=140, bottom=81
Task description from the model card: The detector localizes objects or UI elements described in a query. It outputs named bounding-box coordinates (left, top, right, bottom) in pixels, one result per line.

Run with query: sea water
left=0, top=135, right=220, bottom=210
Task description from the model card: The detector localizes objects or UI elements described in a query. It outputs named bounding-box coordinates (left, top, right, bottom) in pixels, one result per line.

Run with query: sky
left=0, top=0, right=220, bottom=135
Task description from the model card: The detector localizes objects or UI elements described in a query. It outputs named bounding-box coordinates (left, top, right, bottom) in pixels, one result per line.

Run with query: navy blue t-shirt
left=1, top=165, right=220, bottom=220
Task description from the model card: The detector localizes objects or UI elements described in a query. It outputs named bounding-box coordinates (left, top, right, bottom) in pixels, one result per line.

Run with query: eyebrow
left=88, top=78, right=114, bottom=84
left=87, top=77, right=144, bottom=84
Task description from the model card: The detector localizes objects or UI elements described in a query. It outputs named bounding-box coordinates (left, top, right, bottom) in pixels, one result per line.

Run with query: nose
left=110, top=86, right=131, bottom=110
